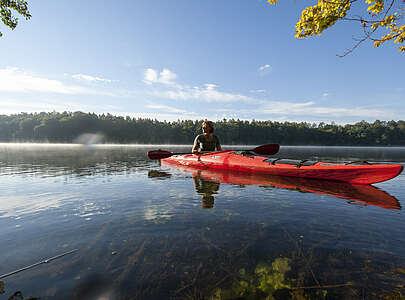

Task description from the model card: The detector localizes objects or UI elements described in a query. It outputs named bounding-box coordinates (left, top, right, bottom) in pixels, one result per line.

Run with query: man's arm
left=216, top=136, right=222, bottom=151
left=192, top=135, right=200, bottom=153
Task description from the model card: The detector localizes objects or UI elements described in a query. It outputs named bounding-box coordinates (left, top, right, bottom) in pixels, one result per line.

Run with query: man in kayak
left=192, top=120, right=222, bottom=153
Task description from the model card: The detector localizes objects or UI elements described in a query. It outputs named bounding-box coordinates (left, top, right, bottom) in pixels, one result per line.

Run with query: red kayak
left=161, top=150, right=403, bottom=185
left=161, top=162, right=401, bottom=210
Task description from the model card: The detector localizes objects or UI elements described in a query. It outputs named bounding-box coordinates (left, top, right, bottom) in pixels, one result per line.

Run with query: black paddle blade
left=252, top=144, right=280, bottom=155
left=147, top=150, right=173, bottom=160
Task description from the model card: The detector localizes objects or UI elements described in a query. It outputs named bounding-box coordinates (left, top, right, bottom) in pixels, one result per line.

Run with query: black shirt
left=193, top=134, right=221, bottom=152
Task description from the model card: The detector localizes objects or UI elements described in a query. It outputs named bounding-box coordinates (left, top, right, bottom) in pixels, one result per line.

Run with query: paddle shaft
left=147, top=144, right=279, bottom=160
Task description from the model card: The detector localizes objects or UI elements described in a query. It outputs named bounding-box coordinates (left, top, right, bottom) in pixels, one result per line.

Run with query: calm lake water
left=0, top=144, right=404, bottom=299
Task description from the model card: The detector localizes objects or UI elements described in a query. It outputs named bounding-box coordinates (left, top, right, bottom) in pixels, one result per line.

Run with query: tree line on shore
left=0, top=111, right=404, bottom=146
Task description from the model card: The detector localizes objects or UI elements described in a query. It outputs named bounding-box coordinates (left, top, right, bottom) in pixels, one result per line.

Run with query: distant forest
left=1, top=112, right=405, bottom=146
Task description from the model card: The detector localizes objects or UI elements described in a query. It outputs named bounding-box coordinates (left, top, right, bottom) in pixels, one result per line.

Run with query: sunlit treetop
left=268, top=0, right=405, bottom=55
left=0, top=0, right=31, bottom=38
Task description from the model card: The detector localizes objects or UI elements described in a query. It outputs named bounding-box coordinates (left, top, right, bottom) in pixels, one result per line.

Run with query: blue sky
left=0, top=0, right=403, bottom=124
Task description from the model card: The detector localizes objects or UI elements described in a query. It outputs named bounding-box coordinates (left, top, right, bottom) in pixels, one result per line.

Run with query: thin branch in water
left=283, top=228, right=321, bottom=288
left=0, top=249, right=78, bottom=279
left=290, top=282, right=355, bottom=290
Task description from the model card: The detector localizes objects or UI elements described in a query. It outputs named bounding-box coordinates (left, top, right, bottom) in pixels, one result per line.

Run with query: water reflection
left=0, top=144, right=153, bottom=178
left=0, top=145, right=404, bottom=299
left=193, top=176, right=220, bottom=209
left=147, top=170, right=171, bottom=179
left=149, top=169, right=220, bottom=209
left=160, top=163, right=401, bottom=211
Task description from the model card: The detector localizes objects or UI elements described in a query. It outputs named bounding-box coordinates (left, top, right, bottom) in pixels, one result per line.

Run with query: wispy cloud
left=213, top=100, right=398, bottom=120
left=0, top=99, right=62, bottom=110
left=111, top=111, right=205, bottom=122
left=259, top=101, right=314, bottom=114
left=258, top=64, right=271, bottom=71
left=258, top=101, right=398, bottom=119
left=0, top=67, right=88, bottom=94
left=0, top=67, right=124, bottom=98
left=0, top=96, right=92, bottom=114
left=146, top=104, right=187, bottom=113
left=151, top=84, right=254, bottom=103
left=142, top=68, right=400, bottom=121
left=72, top=73, right=115, bottom=83
left=2, top=67, right=400, bottom=124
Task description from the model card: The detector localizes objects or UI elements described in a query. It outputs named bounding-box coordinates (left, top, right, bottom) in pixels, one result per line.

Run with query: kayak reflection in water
left=192, top=120, right=222, bottom=154
left=161, top=163, right=401, bottom=211
left=192, top=172, right=220, bottom=209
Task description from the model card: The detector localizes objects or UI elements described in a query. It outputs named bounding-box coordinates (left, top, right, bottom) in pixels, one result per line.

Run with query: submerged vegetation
left=211, top=258, right=292, bottom=299
left=1, top=147, right=405, bottom=299
left=4, top=221, right=404, bottom=299
left=0, top=112, right=405, bottom=146
left=0, top=281, right=39, bottom=300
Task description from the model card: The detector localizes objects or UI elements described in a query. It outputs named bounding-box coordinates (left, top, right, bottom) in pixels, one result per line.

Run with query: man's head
left=202, top=120, right=214, bottom=134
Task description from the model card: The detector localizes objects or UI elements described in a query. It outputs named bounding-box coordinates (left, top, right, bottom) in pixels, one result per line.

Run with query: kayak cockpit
left=264, top=158, right=318, bottom=168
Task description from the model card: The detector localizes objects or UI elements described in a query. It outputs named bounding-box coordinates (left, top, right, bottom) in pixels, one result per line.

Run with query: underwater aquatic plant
left=211, top=257, right=292, bottom=300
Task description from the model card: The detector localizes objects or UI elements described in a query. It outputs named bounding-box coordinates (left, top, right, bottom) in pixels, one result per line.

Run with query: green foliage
left=211, top=258, right=291, bottom=299
left=0, top=0, right=31, bottom=37
left=7, top=291, right=39, bottom=300
left=0, top=112, right=404, bottom=145
left=0, top=282, right=39, bottom=300
left=267, top=0, right=405, bottom=54
left=295, top=0, right=351, bottom=38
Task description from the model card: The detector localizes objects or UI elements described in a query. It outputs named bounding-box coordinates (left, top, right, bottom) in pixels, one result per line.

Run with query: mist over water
left=0, top=144, right=404, bottom=299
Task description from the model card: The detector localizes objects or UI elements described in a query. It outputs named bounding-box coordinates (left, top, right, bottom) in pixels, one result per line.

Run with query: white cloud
left=214, top=100, right=399, bottom=122
left=0, top=67, right=124, bottom=97
left=146, top=104, right=187, bottom=113
left=257, top=101, right=398, bottom=119
left=0, top=67, right=91, bottom=94
left=259, top=64, right=271, bottom=71
left=143, top=69, right=255, bottom=103
left=0, top=193, right=72, bottom=218
left=141, top=68, right=397, bottom=122
left=72, top=73, right=114, bottom=83
left=3, top=67, right=398, bottom=124
left=205, top=83, right=217, bottom=90
left=151, top=84, right=255, bottom=103
left=144, top=68, right=177, bottom=85
left=0, top=96, right=92, bottom=114
left=111, top=111, right=204, bottom=122
left=304, top=106, right=394, bottom=119
left=159, top=69, right=177, bottom=84
left=144, top=68, right=158, bottom=84
left=261, top=101, right=315, bottom=114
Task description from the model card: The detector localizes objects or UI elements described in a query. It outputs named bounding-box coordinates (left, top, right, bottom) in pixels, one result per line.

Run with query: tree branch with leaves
left=0, top=0, right=31, bottom=38
left=268, top=0, right=404, bottom=55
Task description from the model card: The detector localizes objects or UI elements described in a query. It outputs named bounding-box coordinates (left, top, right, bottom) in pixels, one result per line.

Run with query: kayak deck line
left=162, top=150, right=404, bottom=185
